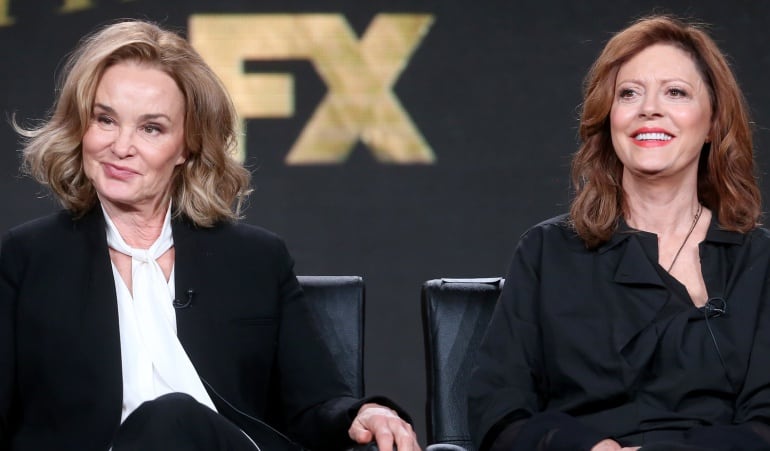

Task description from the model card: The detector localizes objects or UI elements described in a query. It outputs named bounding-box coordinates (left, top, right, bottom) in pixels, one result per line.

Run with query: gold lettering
left=0, top=0, right=14, bottom=26
left=59, top=0, right=94, bottom=13
left=190, top=14, right=434, bottom=164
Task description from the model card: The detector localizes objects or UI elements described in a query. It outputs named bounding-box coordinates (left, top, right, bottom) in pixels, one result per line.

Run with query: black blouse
left=469, top=214, right=770, bottom=450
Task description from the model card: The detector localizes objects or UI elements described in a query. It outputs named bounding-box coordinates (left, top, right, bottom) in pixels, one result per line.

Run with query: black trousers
left=111, top=393, right=259, bottom=451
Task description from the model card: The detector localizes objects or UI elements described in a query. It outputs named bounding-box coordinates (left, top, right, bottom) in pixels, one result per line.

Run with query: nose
left=638, top=93, right=662, bottom=118
left=111, top=127, right=136, bottom=158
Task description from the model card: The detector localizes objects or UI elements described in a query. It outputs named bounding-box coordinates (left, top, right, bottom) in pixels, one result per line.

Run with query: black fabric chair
left=421, top=278, right=504, bottom=451
left=298, top=275, right=366, bottom=397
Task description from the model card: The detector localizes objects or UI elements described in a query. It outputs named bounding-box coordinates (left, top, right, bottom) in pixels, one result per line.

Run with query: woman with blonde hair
left=0, top=19, right=418, bottom=451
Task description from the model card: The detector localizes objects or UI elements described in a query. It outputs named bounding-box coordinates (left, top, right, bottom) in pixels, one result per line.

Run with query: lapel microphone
left=173, top=288, right=195, bottom=309
left=703, top=297, right=727, bottom=318
left=702, top=296, right=735, bottom=390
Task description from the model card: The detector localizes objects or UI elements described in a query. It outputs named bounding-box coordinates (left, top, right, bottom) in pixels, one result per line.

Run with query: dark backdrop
left=2, top=0, right=769, bottom=444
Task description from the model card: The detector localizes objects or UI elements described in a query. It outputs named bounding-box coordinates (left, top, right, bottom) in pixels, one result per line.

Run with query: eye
left=667, top=87, right=689, bottom=98
left=618, top=88, right=638, bottom=100
left=141, top=124, right=162, bottom=135
left=95, top=114, right=115, bottom=126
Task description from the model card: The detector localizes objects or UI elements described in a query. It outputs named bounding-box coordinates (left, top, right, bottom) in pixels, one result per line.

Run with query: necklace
left=666, top=203, right=703, bottom=272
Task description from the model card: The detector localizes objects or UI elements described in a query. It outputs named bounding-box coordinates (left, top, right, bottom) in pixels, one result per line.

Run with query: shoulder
left=173, top=217, right=291, bottom=260
left=742, top=226, right=770, bottom=253
left=505, top=213, right=585, bottom=270
left=2, top=210, right=81, bottom=251
left=182, top=218, right=285, bottom=245
left=527, top=213, right=572, bottom=234
left=748, top=226, right=770, bottom=241
left=1, top=210, right=89, bottom=278
left=709, top=223, right=770, bottom=250
left=4, top=210, right=75, bottom=237
left=518, top=213, right=581, bottom=249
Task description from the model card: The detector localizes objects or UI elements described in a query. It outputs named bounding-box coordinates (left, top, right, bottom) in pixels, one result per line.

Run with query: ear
left=706, top=121, right=715, bottom=143
left=176, top=148, right=188, bottom=166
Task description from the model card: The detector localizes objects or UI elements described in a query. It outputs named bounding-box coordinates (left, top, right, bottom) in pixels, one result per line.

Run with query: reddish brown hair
left=569, top=15, right=759, bottom=248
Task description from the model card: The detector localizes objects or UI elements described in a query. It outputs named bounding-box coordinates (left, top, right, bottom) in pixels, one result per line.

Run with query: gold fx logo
left=189, top=14, right=435, bottom=164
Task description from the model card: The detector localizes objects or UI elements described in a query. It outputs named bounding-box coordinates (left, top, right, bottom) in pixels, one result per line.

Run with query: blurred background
left=1, top=0, right=769, bottom=444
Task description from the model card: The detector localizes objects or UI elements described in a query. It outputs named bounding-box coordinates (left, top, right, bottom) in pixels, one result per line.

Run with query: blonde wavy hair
left=16, top=19, right=251, bottom=227
left=570, top=15, right=759, bottom=248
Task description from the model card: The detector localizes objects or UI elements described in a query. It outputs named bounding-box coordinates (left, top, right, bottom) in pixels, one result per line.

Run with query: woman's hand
left=348, top=403, right=420, bottom=451
left=592, top=439, right=622, bottom=451
left=591, top=438, right=639, bottom=451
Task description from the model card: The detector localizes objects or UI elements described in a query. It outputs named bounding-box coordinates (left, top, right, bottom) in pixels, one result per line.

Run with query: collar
left=597, top=212, right=745, bottom=253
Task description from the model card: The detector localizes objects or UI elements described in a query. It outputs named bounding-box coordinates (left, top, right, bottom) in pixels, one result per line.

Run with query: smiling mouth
left=104, top=163, right=139, bottom=178
left=634, top=132, right=673, bottom=141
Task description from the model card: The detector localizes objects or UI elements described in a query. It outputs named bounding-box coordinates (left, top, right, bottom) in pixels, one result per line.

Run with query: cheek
left=81, top=129, right=109, bottom=179
left=81, top=152, right=98, bottom=181
left=609, top=105, right=631, bottom=132
left=154, top=147, right=186, bottom=176
left=678, top=109, right=711, bottom=135
left=81, top=127, right=106, bottom=158
left=80, top=136, right=97, bottom=166
left=608, top=108, right=628, bottom=150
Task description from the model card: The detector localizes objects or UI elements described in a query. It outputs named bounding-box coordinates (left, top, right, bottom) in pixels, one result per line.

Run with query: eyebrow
left=93, top=103, right=173, bottom=122
left=616, top=77, right=695, bottom=87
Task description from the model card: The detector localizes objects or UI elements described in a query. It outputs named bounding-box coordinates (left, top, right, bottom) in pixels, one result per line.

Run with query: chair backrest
left=421, top=278, right=503, bottom=451
left=298, top=275, right=365, bottom=398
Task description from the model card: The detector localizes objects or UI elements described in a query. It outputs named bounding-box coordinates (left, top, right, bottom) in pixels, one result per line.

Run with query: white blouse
left=102, top=206, right=217, bottom=422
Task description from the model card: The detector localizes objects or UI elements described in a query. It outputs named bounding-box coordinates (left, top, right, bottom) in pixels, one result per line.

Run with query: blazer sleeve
left=0, top=230, right=21, bottom=449
left=272, top=241, right=413, bottom=451
left=272, top=239, right=361, bottom=451
left=468, top=227, right=606, bottom=451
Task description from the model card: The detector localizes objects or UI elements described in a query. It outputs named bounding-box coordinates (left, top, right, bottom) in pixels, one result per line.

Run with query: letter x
left=190, top=14, right=435, bottom=164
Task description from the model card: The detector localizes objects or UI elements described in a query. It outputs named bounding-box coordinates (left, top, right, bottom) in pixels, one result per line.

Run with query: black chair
left=421, top=278, right=504, bottom=451
left=298, top=275, right=366, bottom=397
left=249, top=276, right=366, bottom=451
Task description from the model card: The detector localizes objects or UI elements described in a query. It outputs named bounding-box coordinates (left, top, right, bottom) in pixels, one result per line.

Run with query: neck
left=625, top=196, right=702, bottom=236
left=100, top=198, right=170, bottom=249
left=622, top=171, right=701, bottom=236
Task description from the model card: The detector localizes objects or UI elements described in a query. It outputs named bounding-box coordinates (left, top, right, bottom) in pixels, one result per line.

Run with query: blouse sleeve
left=468, top=228, right=607, bottom=450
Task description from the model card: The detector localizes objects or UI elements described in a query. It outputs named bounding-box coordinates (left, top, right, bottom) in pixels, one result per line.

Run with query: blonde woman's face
left=82, top=62, right=187, bottom=214
left=610, top=43, right=712, bottom=183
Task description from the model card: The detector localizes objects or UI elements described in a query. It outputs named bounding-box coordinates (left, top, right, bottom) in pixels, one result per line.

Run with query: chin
left=626, top=164, right=669, bottom=178
left=97, top=192, right=139, bottom=207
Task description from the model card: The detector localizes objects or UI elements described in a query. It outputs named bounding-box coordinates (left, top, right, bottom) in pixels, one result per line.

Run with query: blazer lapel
left=77, top=209, right=124, bottom=430
left=170, top=218, right=219, bottom=380
left=170, top=218, right=304, bottom=450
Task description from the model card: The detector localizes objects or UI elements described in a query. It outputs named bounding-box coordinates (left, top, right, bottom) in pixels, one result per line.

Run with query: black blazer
left=0, top=208, right=362, bottom=451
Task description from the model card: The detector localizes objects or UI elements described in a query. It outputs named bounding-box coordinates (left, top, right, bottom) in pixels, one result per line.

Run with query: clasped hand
left=592, top=438, right=640, bottom=450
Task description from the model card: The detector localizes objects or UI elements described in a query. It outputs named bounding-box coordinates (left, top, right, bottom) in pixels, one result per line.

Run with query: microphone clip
left=704, top=297, right=727, bottom=318
left=173, top=288, right=195, bottom=309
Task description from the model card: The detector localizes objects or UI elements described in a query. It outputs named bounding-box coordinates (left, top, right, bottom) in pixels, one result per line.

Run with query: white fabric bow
left=103, top=206, right=216, bottom=421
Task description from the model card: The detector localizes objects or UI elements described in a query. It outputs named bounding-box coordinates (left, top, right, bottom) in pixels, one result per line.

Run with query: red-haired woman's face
left=610, top=43, right=712, bottom=184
